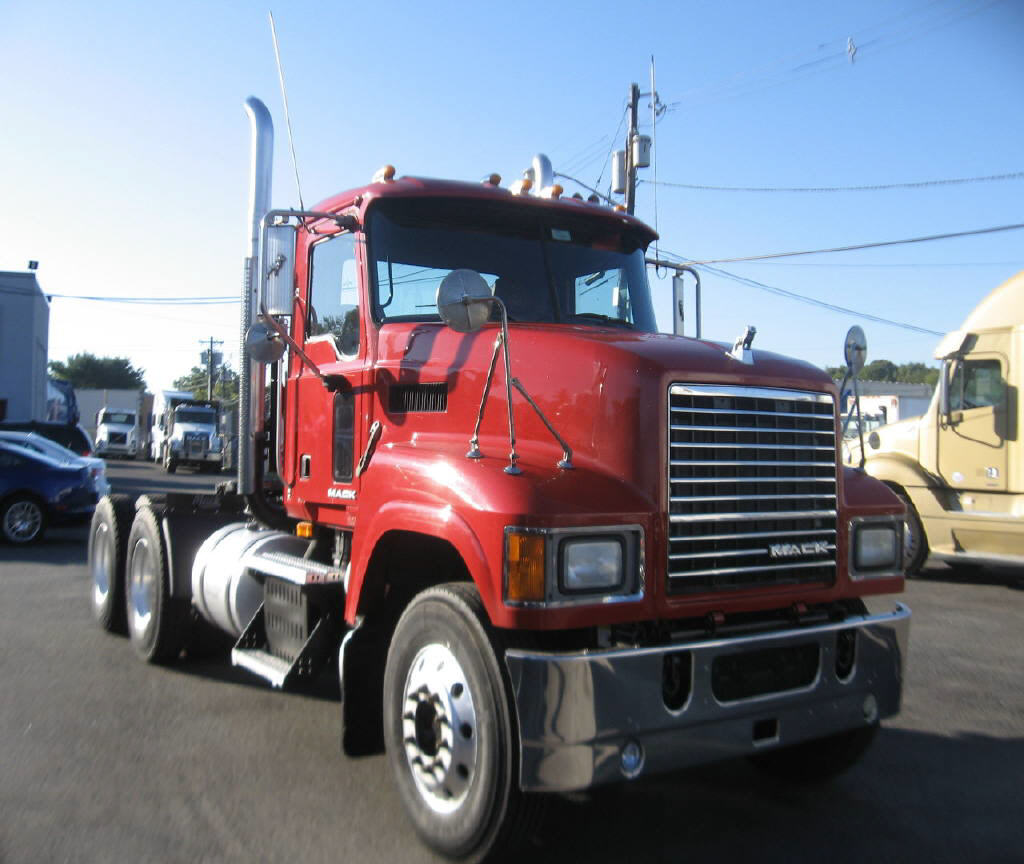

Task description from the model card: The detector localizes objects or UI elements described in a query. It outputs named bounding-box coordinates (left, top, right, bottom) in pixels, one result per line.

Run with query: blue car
left=0, top=440, right=98, bottom=544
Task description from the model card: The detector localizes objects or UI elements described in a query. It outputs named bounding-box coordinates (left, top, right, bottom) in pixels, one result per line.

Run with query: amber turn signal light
left=296, top=521, right=314, bottom=539
left=506, top=532, right=546, bottom=603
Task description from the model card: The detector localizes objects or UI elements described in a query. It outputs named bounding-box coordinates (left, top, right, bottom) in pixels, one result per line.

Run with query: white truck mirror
left=262, top=223, right=296, bottom=316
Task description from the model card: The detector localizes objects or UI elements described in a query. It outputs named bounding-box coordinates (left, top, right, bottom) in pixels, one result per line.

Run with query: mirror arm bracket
left=258, top=302, right=330, bottom=387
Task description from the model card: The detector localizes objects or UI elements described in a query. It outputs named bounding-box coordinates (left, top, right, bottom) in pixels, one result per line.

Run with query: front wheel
left=893, top=488, right=927, bottom=575
left=383, top=583, right=540, bottom=862
left=162, top=446, right=177, bottom=474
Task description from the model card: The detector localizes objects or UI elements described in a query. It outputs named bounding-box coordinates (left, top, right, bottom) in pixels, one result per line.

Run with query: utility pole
left=200, top=337, right=224, bottom=400
left=624, top=82, right=640, bottom=215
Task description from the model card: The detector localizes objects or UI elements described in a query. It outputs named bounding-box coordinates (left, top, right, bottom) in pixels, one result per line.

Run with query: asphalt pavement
left=1, top=460, right=1022, bottom=863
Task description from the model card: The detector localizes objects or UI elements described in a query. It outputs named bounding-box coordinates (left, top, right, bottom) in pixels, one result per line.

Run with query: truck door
left=937, top=348, right=1009, bottom=492
left=288, top=225, right=369, bottom=522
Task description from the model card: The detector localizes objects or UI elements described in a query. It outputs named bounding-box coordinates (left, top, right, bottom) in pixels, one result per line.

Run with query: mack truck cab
left=159, top=400, right=223, bottom=473
left=88, top=97, right=910, bottom=863
left=847, top=270, right=1023, bottom=573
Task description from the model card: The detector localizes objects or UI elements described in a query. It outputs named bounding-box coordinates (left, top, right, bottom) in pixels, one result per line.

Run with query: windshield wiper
left=568, top=312, right=634, bottom=329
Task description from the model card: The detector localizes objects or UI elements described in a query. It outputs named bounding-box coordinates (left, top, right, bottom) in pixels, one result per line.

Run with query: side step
left=231, top=550, right=347, bottom=688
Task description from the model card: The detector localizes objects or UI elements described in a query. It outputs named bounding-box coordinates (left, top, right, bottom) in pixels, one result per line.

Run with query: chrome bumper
left=505, top=603, right=910, bottom=792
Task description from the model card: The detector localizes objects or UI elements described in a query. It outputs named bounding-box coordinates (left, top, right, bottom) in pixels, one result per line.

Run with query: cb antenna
left=268, top=10, right=305, bottom=211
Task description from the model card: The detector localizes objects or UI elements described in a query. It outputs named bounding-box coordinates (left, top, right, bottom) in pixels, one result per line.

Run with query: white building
left=0, top=270, right=49, bottom=422
left=839, top=380, right=934, bottom=424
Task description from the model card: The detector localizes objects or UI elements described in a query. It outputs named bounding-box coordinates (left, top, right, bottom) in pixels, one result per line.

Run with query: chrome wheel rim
left=4, top=500, right=42, bottom=542
left=91, top=522, right=112, bottom=608
left=128, top=537, right=157, bottom=638
left=402, top=643, right=478, bottom=814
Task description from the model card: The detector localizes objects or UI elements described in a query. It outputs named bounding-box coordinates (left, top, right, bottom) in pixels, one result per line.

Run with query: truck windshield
left=100, top=412, right=134, bottom=425
left=368, top=197, right=656, bottom=331
left=175, top=409, right=215, bottom=424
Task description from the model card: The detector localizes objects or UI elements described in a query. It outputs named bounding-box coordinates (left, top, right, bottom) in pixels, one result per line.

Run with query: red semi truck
left=88, top=97, right=910, bottom=862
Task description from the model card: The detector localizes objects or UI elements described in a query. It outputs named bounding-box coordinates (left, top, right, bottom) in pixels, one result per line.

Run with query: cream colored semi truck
left=848, top=270, right=1023, bottom=574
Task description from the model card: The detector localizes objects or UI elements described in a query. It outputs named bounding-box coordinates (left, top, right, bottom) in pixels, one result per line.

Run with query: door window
left=949, top=359, right=1005, bottom=411
left=309, top=233, right=360, bottom=356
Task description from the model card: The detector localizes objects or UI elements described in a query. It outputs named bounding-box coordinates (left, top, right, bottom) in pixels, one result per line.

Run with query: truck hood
left=847, top=414, right=922, bottom=466
left=377, top=323, right=836, bottom=500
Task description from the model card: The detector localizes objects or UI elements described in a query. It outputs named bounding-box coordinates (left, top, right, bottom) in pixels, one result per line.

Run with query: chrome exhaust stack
left=238, top=97, right=273, bottom=496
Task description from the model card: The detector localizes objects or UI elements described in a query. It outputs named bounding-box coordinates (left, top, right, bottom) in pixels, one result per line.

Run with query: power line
left=687, top=222, right=1024, bottom=266
left=656, top=248, right=945, bottom=336
left=0, top=285, right=238, bottom=304
left=648, top=170, right=1024, bottom=194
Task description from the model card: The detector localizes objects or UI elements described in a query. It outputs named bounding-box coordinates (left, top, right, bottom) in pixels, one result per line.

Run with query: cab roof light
left=506, top=531, right=545, bottom=603
left=482, top=173, right=502, bottom=186
left=539, top=184, right=564, bottom=199
left=372, top=164, right=396, bottom=183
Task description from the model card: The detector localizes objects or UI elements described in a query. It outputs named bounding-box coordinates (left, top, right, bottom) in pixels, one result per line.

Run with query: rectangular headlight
left=855, top=525, right=898, bottom=571
left=560, top=537, right=625, bottom=593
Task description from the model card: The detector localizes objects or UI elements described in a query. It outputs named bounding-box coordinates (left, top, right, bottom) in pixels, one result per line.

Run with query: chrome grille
left=667, top=385, right=837, bottom=593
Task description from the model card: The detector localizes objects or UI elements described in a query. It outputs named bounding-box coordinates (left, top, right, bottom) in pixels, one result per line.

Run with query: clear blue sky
left=2, top=0, right=1021, bottom=391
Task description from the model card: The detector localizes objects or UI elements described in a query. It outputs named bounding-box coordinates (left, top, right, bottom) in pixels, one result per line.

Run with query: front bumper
left=505, top=603, right=910, bottom=792
left=97, top=441, right=137, bottom=457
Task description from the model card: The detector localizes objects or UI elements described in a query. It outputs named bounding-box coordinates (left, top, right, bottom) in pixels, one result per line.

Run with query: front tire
left=124, top=505, right=189, bottom=663
left=893, top=488, right=927, bottom=575
left=383, top=583, right=539, bottom=862
left=162, top=446, right=177, bottom=474
left=88, top=494, right=133, bottom=633
left=1, top=495, right=46, bottom=544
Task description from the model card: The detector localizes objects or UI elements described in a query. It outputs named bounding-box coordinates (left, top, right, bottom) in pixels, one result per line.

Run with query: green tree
left=173, top=363, right=239, bottom=405
left=827, top=359, right=939, bottom=387
left=49, top=353, right=146, bottom=389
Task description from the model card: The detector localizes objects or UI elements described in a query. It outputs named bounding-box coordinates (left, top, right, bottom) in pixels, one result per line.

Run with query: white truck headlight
left=850, top=518, right=902, bottom=577
left=560, top=537, right=625, bottom=593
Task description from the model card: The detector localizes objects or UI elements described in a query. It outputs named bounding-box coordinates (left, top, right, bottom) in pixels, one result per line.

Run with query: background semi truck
left=848, top=270, right=1023, bottom=573
left=88, top=97, right=910, bottom=862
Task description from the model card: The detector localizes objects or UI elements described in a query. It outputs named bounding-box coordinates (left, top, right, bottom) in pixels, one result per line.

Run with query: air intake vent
left=388, top=382, right=448, bottom=414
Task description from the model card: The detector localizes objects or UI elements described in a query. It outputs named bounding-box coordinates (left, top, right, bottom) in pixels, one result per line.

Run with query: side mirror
left=672, top=273, right=685, bottom=336
left=844, top=325, right=866, bottom=376
left=436, top=270, right=493, bottom=333
left=262, top=223, right=297, bottom=316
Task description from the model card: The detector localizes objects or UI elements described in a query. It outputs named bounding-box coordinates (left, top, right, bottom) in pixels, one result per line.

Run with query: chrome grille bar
left=667, top=384, right=838, bottom=593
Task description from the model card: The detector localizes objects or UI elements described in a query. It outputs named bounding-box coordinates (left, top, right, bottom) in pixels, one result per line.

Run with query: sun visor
left=933, top=329, right=971, bottom=359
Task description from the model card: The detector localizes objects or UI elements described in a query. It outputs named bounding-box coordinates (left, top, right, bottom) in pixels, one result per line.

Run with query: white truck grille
left=667, top=385, right=837, bottom=594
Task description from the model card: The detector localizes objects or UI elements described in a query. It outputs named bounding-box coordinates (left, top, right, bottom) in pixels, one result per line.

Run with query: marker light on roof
left=539, top=184, right=564, bottom=199
left=482, top=173, right=502, bottom=186
left=372, top=164, right=396, bottom=183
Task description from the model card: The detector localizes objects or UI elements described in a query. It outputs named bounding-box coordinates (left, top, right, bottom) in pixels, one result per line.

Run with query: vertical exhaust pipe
left=238, top=97, right=274, bottom=495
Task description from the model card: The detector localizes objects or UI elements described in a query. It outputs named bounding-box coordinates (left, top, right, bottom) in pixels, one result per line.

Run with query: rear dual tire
left=89, top=494, right=134, bottom=633
left=124, top=505, right=189, bottom=663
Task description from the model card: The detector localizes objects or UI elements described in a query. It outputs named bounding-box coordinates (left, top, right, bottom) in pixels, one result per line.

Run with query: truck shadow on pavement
left=528, top=727, right=1023, bottom=863
left=917, top=561, right=1023, bottom=590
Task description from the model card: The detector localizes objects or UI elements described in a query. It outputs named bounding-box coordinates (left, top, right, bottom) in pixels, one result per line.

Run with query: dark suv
left=0, top=421, right=94, bottom=457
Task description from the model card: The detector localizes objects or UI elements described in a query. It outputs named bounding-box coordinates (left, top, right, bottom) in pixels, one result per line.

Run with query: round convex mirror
left=246, top=321, right=286, bottom=363
left=844, top=325, right=867, bottom=375
left=437, top=269, right=493, bottom=333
